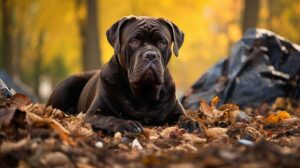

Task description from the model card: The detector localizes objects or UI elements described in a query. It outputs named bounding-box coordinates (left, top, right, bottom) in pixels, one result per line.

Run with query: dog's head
left=106, top=16, right=184, bottom=100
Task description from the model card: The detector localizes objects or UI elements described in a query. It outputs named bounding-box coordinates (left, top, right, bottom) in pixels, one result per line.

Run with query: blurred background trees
left=0, top=0, right=300, bottom=102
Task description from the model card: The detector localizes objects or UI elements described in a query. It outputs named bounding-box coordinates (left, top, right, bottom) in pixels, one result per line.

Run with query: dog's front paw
left=178, top=115, right=201, bottom=133
left=106, top=119, right=144, bottom=135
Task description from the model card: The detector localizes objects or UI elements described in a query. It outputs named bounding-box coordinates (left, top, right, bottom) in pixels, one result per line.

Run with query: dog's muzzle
left=128, top=47, right=164, bottom=85
left=143, top=51, right=159, bottom=63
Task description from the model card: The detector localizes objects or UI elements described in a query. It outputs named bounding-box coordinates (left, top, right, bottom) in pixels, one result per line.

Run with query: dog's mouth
left=141, top=64, right=160, bottom=81
left=129, top=66, right=162, bottom=100
left=129, top=63, right=163, bottom=85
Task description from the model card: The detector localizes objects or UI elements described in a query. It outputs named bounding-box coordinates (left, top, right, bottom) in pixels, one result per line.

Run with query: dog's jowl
left=47, top=16, right=200, bottom=135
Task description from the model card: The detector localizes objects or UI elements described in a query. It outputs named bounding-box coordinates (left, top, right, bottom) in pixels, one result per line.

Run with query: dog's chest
left=122, top=99, right=168, bottom=125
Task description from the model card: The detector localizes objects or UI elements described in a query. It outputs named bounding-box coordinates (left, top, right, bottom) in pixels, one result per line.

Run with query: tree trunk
left=77, top=0, right=101, bottom=71
left=1, top=0, right=15, bottom=77
left=242, top=0, right=260, bottom=33
left=33, top=31, right=45, bottom=100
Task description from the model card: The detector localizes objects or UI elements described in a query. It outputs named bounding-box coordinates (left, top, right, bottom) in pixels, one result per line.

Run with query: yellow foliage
left=211, top=96, right=220, bottom=107
left=6, top=0, right=300, bottom=93
left=5, top=0, right=244, bottom=90
left=265, top=111, right=291, bottom=124
left=228, top=24, right=242, bottom=42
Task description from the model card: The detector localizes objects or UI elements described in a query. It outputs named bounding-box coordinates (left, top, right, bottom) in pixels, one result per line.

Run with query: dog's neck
left=129, top=83, right=162, bottom=101
left=105, top=55, right=166, bottom=102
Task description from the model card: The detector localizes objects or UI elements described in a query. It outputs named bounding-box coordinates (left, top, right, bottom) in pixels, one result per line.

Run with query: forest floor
left=1, top=94, right=300, bottom=168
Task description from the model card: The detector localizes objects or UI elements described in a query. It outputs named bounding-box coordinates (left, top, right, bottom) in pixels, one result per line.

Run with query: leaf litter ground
left=1, top=94, right=300, bottom=168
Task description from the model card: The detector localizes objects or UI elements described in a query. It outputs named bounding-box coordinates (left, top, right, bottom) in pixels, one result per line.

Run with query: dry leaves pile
left=1, top=94, right=300, bottom=168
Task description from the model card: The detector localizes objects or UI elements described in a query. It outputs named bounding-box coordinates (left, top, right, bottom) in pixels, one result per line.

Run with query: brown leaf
left=40, top=152, right=74, bottom=167
left=25, top=111, right=45, bottom=126
left=271, top=97, right=287, bottom=110
left=242, top=127, right=263, bottom=141
left=264, top=111, right=291, bottom=125
left=173, top=143, right=197, bottom=152
left=10, top=93, right=31, bottom=108
left=281, top=117, right=299, bottom=127
left=143, top=128, right=159, bottom=140
left=211, top=96, right=220, bottom=107
left=200, top=100, right=225, bottom=123
left=205, top=127, right=228, bottom=138
left=181, top=133, right=206, bottom=144
left=0, top=137, right=29, bottom=154
left=186, top=111, right=199, bottom=120
left=0, top=107, right=16, bottom=126
left=25, top=112, right=76, bottom=145
left=229, top=110, right=240, bottom=124
left=21, top=104, right=46, bottom=117
left=160, top=126, right=181, bottom=139
left=48, top=119, right=76, bottom=145
left=200, top=100, right=213, bottom=118
left=218, top=104, right=239, bottom=112
left=212, top=134, right=229, bottom=144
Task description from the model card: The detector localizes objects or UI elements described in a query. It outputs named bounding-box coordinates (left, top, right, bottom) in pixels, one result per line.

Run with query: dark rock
left=182, top=29, right=300, bottom=109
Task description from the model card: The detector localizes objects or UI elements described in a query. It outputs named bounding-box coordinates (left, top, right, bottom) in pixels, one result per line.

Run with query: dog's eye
left=129, top=39, right=142, bottom=47
left=157, top=40, right=167, bottom=47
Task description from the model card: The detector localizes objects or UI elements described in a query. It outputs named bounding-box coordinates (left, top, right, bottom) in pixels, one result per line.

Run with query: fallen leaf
left=212, top=134, right=229, bottom=144
left=281, top=117, right=299, bottom=126
left=40, top=152, right=74, bottom=167
left=143, top=128, right=159, bottom=140
left=160, top=126, right=180, bottom=138
left=181, top=133, right=206, bottom=144
left=200, top=100, right=225, bottom=123
left=211, top=96, right=220, bottom=107
left=236, top=111, right=252, bottom=123
left=168, top=163, right=195, bottom=168
left=200, top=100, right=213, bottom=118
left=173, top=143, right=197, bottom=152
left=25, top=112, right=75, bottom=145
left=230, top=110, right=252, bottom=124
left=51, top=109, right=65, bottom=119
left=218, top=104, right=239, bottom=112
left=0, top=137, right=29, bottom=153
left=205, top=127, right=228, bottom=138
left=48, top=119, right=76, bottom=145
left=265, top=114, right=278, bottom=124
left=242, top=127, right=262, bottom=141
left=272, top=97, right=287, bottom=110
left=229, top=110, right=240, bottom=124
left=265, top=111, right=291, bottom=125
left=9, top=93, right=31, bottom=108
left=276, top=111, right=291, bottom=121
left=0, top=107, right=16, bottom=126
left=21, top=104, right=46, bottom=117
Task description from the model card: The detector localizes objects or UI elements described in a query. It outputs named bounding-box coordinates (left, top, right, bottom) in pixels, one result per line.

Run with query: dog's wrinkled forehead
left=121, top=17, right=172, bottom=41
left=106, top=16, right=184, bottom=57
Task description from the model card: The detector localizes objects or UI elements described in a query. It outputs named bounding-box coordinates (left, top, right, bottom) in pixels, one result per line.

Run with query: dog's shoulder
left=100, top=56, right=123, bottom=82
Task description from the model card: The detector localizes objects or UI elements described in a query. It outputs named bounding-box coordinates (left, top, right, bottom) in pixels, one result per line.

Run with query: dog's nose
left=144, top=51, right=158, bottom=62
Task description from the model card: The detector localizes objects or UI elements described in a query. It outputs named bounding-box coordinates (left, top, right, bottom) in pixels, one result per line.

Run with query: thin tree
left=242, top=0, right=260, bottom=33
left=76, top=0, right=101, bottom=71
left=1, top=0, right=17, bottom=78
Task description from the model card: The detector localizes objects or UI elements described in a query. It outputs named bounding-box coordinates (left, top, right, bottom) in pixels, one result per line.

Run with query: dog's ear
left=106, top=16, right=135, bottom=55
left=159, top=18, right=184, bottom=56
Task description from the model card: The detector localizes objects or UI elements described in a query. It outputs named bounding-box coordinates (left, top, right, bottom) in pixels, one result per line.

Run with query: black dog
left=47, top=16, right=200, bottom=135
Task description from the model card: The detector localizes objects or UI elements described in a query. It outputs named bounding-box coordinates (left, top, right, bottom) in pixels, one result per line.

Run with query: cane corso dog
left=47, top=16, right=200, bottom=135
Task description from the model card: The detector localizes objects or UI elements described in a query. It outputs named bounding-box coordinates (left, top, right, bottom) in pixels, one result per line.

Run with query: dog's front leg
left=84, top=99, right=143, bottom=135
